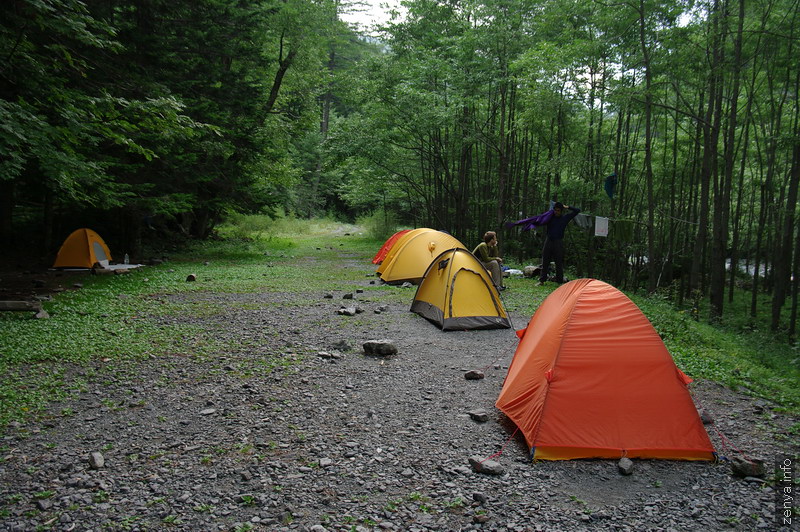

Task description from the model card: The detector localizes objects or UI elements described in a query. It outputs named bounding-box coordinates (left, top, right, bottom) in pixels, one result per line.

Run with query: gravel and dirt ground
left=0, top=247, right=797, bottom=532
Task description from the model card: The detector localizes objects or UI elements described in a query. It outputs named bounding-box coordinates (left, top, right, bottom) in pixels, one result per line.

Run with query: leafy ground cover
left=1, top=216, right=798, bottom=433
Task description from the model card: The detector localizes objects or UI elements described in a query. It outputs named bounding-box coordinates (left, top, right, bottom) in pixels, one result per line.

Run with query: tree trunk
left=638, top=0, right=658, bottom=293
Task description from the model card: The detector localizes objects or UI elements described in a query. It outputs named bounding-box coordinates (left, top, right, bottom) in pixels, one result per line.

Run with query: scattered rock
left=34, top=310, right=50, bottom=319
left=473, top=513, right=490, bottom=524
left=467, top=409, right=489, bottom=422
left=323, top=293, right=334, bottom=299
left=337, top=307, right=357, bottom=316
left=618, top=457, right=634, bottom=475
left=699, top=409, right=714, bottom=424
left=343, top=293, right=354, bottom=300
left=468, top=456, right=504, bottom=475
left=523, top=265, right=539, bottom=278
left=464, top=370, right=484, bottom=380
left=35, top=499, right=52, bottom=511
left=88, top=452, right=105, bottom=470
left=730, top=457, right=765, bottom=478
left=363, top=340, right=397, bottom=357
left=200, top=408, right=217, bottom=416
left=400, top=282, right=413, bottom=288
left=331, top=339, right=351, bottom=351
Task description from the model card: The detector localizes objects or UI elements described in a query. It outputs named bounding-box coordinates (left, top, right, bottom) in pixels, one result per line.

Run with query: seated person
left=472, top=231, right=506, bottom=291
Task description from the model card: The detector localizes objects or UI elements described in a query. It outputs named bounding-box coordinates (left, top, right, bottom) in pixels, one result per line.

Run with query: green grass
left=0, top=214, right=798, bottom=432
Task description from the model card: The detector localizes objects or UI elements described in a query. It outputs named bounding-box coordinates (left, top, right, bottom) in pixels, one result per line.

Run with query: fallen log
left=0, top=301, right=43, bottom=311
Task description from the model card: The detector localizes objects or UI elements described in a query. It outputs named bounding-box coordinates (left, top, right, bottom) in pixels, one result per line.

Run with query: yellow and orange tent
left=52, top=228, right=112, bottom=269
left=378, top=229, right=465, bottom=284
left=376, top=228, right=433, bottom=277
left=496, top=279, right=714, bottom=461
left=372, top=229, right=411, bottom=264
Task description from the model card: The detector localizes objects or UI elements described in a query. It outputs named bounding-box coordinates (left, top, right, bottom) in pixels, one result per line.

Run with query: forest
left=2, top=0, right=799, bottom=336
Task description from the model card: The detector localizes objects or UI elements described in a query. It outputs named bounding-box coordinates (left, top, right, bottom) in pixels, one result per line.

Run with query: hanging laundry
left=574, top=213, right=593, bottom=230
left=505, top=210, right=554, bottom=231
left=595, top=216, right=609, bottom=237
left=604, top=173, right=617, bottom=199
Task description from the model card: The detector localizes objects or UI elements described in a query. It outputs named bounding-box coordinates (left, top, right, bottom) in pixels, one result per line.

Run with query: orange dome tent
left=496, top=279, right=714, bottom=461
left=372, top=229, right=411, bottom=264
left=52, top=228, right=112, bottom=269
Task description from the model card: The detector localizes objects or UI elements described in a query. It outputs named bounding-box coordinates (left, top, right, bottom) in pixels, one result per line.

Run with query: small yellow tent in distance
left=52, top=228, right=113, bottom=269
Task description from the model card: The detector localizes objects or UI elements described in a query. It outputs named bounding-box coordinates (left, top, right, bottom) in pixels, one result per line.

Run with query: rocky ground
left=0, top=249, right=798, bottom=532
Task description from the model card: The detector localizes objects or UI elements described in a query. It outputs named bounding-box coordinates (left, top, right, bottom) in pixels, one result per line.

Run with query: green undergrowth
left=1, top=216, right=798, bottom=431
left=0, top=218, right=377, bottom=428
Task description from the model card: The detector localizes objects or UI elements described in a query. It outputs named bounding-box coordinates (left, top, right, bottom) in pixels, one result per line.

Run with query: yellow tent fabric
left=52, top=228, right=113, bottom=269
left=376, top=228, right=433, bottom=276
left=411, top=248, right=511, bottom=330
left=379, top=230, right=466, bottom=284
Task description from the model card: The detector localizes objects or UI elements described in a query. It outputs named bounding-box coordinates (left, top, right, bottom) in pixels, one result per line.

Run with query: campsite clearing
left=0, top=225, right=797, bottom=531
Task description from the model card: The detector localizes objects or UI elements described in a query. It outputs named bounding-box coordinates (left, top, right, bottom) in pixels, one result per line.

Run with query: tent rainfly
left=411, top=248, right=511, bottom=331
left=496, top=278, right=715, bottom=461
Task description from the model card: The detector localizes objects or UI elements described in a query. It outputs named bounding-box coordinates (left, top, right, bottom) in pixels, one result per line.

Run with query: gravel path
left=1, top=250, right=797, bottom=532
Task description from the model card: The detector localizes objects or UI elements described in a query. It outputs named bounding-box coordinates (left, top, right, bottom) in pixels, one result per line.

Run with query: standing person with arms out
left=473, top=231, right=507, bottom=291
left=539, top=202, right=580, bottom=285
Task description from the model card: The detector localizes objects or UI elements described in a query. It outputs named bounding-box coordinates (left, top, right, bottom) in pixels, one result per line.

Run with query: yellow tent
left=376, top=228, right=433, bottom=276
left=379, top=230, right=465, bottom=284
left=411, top=248, right=511, bottom=330
left=52, top=228, right=112, bottom=269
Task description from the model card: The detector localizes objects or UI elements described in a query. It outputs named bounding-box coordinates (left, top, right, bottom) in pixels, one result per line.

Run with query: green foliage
left=356, top=209, right=400, bottom=240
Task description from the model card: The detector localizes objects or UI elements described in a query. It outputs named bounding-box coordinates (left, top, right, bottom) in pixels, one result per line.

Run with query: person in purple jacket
left=539, top=202, right=580, bottom=285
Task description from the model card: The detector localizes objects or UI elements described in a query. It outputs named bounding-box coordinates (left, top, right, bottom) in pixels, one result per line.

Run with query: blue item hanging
left=604, top=173, right=617, bottom=199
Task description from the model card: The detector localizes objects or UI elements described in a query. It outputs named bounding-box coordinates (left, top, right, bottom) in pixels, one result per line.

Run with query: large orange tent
left=496, top=279, right=714, bottom=460
left=372, top=229, right=411, bottom=264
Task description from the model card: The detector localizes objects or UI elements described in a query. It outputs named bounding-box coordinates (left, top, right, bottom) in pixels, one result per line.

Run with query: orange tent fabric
left=52, top=228, right=113, bottom=269
left=372, top=229, right=411, bottom=264
left=496, top=279, right=714, bottom=460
